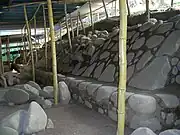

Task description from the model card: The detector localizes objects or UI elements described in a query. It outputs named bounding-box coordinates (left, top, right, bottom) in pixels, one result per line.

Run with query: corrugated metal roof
left=0, top=0, right=86, bottom=30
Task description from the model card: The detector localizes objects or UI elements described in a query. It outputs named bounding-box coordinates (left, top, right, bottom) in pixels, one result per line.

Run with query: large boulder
left=58, top=81, right=71, bottom=104
left=24, top=102, right=47, bottom=134
left=0, top=126, right=19, bottom=135
left=0, top=110, right=27, bottom=133
left=4, top=88, right=29, bottom=104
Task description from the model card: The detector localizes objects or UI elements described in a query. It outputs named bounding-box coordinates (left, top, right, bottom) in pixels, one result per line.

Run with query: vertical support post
left=0, top=37, right=4, bottom=74
left=117, top=0, right=127, bottom=134
left=126, top=0, right=130, bottom=16
left=6, top=36, right=10, bottom=68
left=34, top=16, right=38, bottom=63
left=70, top=14, right=75, bottom=39
left=59, top=22, right=62, bottom=40
left=64, top=2, right=72, bottom=51
left=76, top=14, right=79, bottom=37
left=21, top=28, right=26, bottom=64
left=146, top=0, right=150, bottom=21
left=47, top=0, right=58, bottom=105
left=78, top=11, right=86, bottom=35
left=171, top=0, right=174, bottom=8
left=89, top=0, right=94, bottom=32
left=43, top=4, right=48, bottom=70
left=102, top=0, right=108, bottom=19
left=115, top=0, right=117, bottom=16
left=24, top=4, right=35, bottom=82
left=24, top=26, right=27, bottom=62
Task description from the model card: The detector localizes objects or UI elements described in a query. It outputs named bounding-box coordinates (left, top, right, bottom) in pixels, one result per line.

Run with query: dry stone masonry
left=35, top=14, right=180, bottom=133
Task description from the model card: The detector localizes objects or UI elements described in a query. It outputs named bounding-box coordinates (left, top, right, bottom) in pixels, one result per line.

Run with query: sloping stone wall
left=37, top=14, right=180, bottom=91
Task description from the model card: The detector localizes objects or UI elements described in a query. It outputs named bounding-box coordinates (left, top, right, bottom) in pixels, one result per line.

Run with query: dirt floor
left=0, top=103, right=133, bottom=135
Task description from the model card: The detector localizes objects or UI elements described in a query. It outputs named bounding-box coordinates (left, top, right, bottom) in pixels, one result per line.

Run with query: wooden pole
left=89, top=0, right=94, bottom=32
left=64, top=2, right=72, bottom=51
left=102, top=0, right=108, bottom=19
left=146, top=0, right=150, bottom=21
left=0, top=37, right=4, bottom=74
left=24, top=4, right=35, bottom=82
left=34, top=16, right=38, bottom=63
left=70, top=14, right=75, bottom=39
left=43, top=4, right=48, bottom=70
left=76, top=14, right=79, bottom=37
left=117, top=0, right=127, bottom=134
left=78, top=11, right=86, bottom=35
left=47, top=0, right=58, bottom=105
left=6, top=36, right=10, bottom=68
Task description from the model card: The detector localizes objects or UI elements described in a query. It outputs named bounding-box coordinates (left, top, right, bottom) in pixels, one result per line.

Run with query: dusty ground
left=0, top=103, right=133, bottom=135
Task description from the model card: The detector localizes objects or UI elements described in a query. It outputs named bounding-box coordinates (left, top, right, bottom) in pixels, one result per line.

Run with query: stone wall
left=37, top=14, right=180, bottom=91
left=35, top=14, right=180, bottom=132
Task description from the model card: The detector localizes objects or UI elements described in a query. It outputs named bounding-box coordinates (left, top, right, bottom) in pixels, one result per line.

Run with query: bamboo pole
left=21, top=28, right=27, bottom=64
left=70, top=14, right=75, bottom=39
left=0, top=37, right=4, bottom=74
left=76, top=14, right=79, bottom=37
left=126, top=0, right=130, bottom=16
left=6, top=36, right=10, bottom=68
left=117, top=0, right=127, bottom=134
left=88, top=0, right=94, bottom=32
left=115, top=0, right=117, bottom=16
left=146, top=0, right=150, bottom=21
left=34, top=16, right=38, bottom=63
left=47, top=0, right=58, bottom=105
left=78, top=11, right=86, bottom=35
left=59, top=22, right=62, bottom=40
left=171, top=0, right=174, bottom=7
left=64, top=2, right=72, bottom=51
left=43, top=4, right=48, bottom=71
left=24, top=26, right=27, bottom=62
left=24, top=4, right=35, bottom=82
left=102, top=0, right=108, bottom=19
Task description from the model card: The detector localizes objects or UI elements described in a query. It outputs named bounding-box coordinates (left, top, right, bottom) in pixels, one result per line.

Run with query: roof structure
left=0, top=0, right=86, bottom=30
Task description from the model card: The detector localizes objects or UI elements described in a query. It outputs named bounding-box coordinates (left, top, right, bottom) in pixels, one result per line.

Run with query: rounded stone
left=128, top=94, right=156, bottom=114
left=0, top=126, right=19, bottom=135
left=159, top=129, right=180, bottom=135
left=156, top=94, right=179, bottom=108
left=139, top=22, right=154, bottom=32
left=27, top=81, right=41, bottom=91
left=131, top=127, right=156, bottom=135
left=157, top=22, right=173, bottom=34
left=132, top=37, right=145, bottom=50
left=98, top=64, right=116, bottom=82
left=172, top=67, right=178, bottom=75
left=146, top=35, right=164, bottom=48
left=176, top=75, right=180, bottom=84
left=130, top=115, right=162, bottom=132
left=100, top=51, right=110, bottom=60
left=4, top=88, right=29, bottom=104
left=127, top=52, right=135, bottom=64
left=171, top=57, right=179, bottom=66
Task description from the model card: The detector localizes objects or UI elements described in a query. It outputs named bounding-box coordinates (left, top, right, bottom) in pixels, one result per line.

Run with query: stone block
left=95, top=86, right=117, bottom=103
left=131, top=127, right=157, bottom=135
left=129, top=56, right=171, bottom=90
left=128, top=94, right=156, bottom=114
left=130, top=115, right=162, bottom=132
left=156, top=94, right=179, bottom=108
